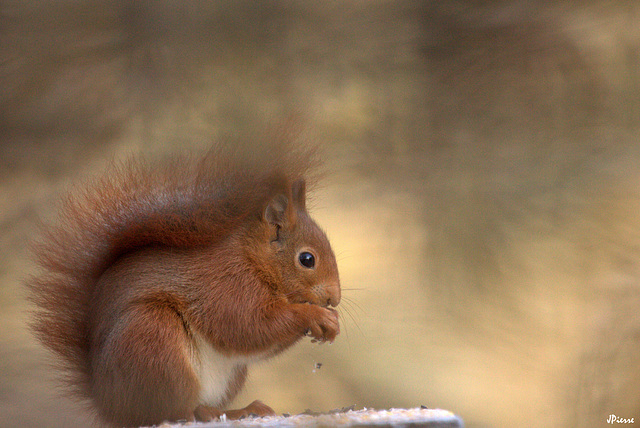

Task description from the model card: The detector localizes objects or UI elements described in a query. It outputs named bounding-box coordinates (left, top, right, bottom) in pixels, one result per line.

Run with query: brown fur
left=27, top=142, right=341, bottom=426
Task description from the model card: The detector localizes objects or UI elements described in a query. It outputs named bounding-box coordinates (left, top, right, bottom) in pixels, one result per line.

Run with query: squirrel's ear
left=264, top=194, right=289, bottom=226
left=291, top=178, right=306, bottom=211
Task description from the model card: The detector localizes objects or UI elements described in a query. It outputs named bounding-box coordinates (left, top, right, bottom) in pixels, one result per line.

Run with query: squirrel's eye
left=298, top=251, right=315, bottom=269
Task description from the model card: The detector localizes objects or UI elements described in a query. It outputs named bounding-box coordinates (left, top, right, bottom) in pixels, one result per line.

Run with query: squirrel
left=27, top=143, right=341, bottom=427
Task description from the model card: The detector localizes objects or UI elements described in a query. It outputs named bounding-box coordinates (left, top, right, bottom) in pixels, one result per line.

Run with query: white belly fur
left=190, top=333, right=265, bottom=406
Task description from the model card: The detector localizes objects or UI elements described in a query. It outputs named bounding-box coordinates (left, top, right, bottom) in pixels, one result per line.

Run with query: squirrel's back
left=27, top=143, right=317, bottom=398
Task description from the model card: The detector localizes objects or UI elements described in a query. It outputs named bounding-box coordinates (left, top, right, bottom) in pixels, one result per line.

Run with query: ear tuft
left=264, top=194, right=289, bottom=226
left=291, top=178, right=306, bottom=211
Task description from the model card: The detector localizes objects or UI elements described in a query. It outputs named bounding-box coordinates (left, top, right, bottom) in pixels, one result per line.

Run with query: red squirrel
left=27, top=144, right=341, bottom=427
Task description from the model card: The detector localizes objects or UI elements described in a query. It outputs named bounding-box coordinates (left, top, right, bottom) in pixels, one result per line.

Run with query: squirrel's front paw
left=304, top=306, right=340, bottom=343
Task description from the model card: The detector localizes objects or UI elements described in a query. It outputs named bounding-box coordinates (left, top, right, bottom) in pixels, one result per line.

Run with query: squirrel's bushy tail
left=27, top=139, right=317, bottom=398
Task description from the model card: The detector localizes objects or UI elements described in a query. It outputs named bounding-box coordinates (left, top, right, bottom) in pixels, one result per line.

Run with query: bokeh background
left=2, top=1, right=640, bottom=426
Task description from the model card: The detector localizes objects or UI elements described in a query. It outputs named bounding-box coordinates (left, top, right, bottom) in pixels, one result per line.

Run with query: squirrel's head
left=256, top=178, right=341, bottom=308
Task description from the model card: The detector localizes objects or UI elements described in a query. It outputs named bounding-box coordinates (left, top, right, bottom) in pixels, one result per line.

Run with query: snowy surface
left=160, top=407, right=463, bottom=427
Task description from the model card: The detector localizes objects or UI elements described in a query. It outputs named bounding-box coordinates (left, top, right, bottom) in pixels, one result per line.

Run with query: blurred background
left=2, top=1, right=640, bottom=426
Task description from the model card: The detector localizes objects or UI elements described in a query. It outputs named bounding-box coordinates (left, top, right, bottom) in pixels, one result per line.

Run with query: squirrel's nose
left=325, top=283, right=341, bottom=307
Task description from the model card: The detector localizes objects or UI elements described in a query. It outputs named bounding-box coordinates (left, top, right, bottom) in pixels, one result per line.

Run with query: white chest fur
left=190, top=333, right=265, bottom=406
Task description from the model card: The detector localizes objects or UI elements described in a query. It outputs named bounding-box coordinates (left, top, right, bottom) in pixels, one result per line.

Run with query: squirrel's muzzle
left=324, top=283, right=341, bottom=307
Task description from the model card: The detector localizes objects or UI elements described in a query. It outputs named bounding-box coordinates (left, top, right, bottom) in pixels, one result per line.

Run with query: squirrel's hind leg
left=90, top=303, right=200, bottom=427
left=194, top=400, right=276, bottom=421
